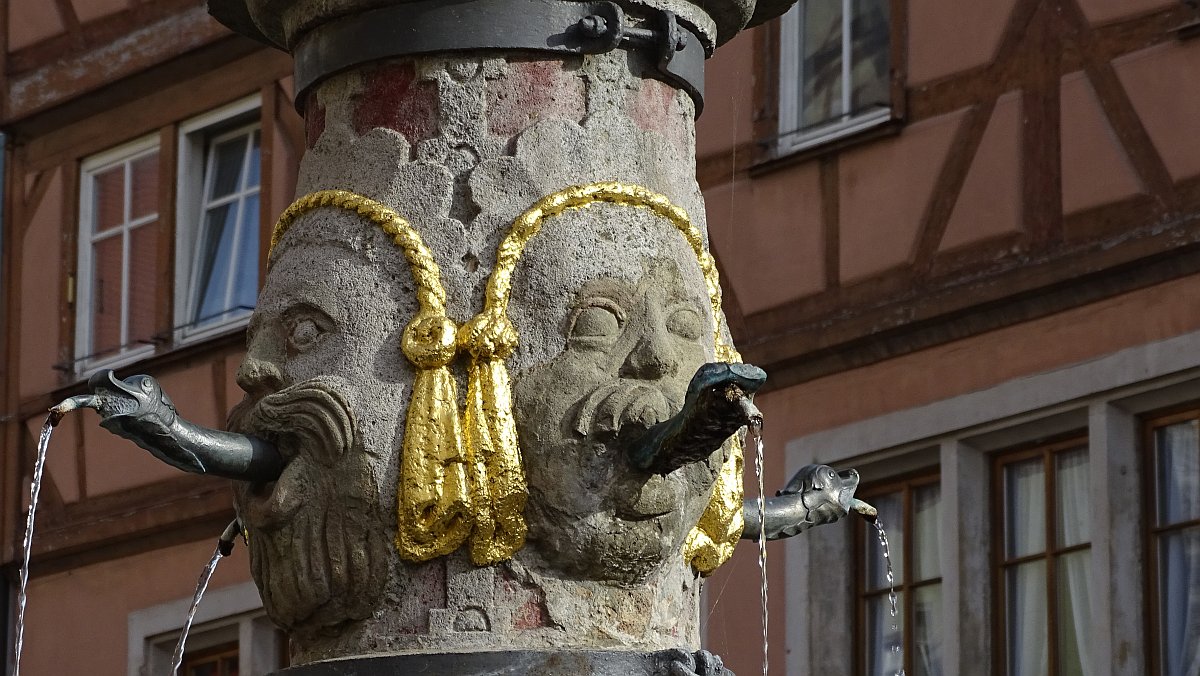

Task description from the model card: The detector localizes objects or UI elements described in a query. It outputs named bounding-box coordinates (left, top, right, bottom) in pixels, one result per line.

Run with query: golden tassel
left=396, top=310, right=473, bottom=561
left=459, top=311, right=528, bottom=565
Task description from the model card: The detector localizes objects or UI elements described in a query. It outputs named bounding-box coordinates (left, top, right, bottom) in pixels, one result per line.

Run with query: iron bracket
left=291, top=0, right=710, bottom=116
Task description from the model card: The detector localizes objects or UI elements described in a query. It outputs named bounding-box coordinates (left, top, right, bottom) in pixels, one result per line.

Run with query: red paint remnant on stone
left=487, top=59, right=586, bottom=138
left=305, top=91, right=326, bottom=149
left=630, top=78, right=689, bottom=154
left=513, top=597, right=551, bottom=629
left=352, top=62, right=439, bottom=144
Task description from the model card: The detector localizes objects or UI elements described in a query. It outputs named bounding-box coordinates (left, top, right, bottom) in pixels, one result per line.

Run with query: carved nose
left=236, top=337, right=285, bottom=396
left=620, top=324, right=680, bottom=380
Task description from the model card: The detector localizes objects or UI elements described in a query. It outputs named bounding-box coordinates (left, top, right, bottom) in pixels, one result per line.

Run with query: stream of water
left=871, top=520, right=905, bottom=676
left=170, top=545, right=224, bottom=674
left=11, top=418, right=54, bottom=676
left=748, top=423, right=768, bottom=676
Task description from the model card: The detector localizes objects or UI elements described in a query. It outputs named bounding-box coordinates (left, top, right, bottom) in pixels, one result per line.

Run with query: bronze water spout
left=50, top=370, right=283, bottom=482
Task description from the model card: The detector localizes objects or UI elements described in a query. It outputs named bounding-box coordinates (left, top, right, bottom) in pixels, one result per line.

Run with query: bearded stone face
left=229, top=231, right=403, bottom=634
left=514, top=260, right=721, bottom=584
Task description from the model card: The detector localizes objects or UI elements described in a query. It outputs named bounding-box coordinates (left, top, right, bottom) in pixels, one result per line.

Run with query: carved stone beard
left=228, top=378, right=389, bottom=634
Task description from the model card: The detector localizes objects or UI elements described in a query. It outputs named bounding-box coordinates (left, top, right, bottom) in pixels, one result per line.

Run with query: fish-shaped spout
left=741, top=464, right=878, bottom=541
left=626, top=362, right=767, bottom=475
left=50, top=370, right=283, bottom=482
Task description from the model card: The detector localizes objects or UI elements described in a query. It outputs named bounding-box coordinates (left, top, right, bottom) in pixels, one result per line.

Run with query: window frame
left=773, top=0, right=906, bottom=159
left=75, top=134, right=162, bottom=374
left=127, top=579, right=283, bottom=676
left=174, top=94, right=263, bottom=347
left=854, top=470, right=943, bottom=676
left=990, top=435, right=1092, bottom=676
left=1143, top=404, right=1200, bottom=676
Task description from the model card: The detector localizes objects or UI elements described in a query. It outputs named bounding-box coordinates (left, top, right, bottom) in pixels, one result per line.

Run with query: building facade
left=3, top=0, right=1200, bottom=674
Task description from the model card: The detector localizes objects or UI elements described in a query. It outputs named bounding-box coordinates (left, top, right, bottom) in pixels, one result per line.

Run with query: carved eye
left=284, top=305, right=334, bottom=355
left=139, top=378, right=154, bottom=393
left=569, top=299, right=624, bottom=343
left=666, top=306, right=703, bottom=340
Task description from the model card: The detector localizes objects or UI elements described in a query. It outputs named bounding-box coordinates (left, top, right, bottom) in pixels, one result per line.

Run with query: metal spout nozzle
left=848, top=498, right=878, bottom=523
left=217, top=519, right=243, bottom=557
left=47, top=394, right=100, bottom=426
left=726, top=384, right=763, bottom=429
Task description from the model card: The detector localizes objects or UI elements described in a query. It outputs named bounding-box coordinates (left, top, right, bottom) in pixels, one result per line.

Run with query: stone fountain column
left=202, top=0, right=799, bottom=672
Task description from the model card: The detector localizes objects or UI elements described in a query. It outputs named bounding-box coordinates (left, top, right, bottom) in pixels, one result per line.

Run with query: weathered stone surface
left=270, top=648, right=735, bottom=675
left=227, top=46, right=734, bottom=665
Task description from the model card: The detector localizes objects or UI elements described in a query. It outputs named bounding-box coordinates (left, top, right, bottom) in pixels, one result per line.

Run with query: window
left=76, top=136, right=162, bottom=370
left=127, top=580, right=284, bottom=676
left=180, top=641, right=240, bottom=676
left=778, top=0, right=894, bottom=154
left=1147, top=409, right=1200, bottom=676
left=994, top=439, right=1092, bottom=676
left=176, top=96, right=262, bottom=342
left=857, top=475, right=942, bottom=676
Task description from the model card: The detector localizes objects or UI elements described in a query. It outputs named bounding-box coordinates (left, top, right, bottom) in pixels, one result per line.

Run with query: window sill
left=176, top=310, right=253, bottom=348
left=751, top=110, right=904, bottom=177
left=73, top=344, right=158, bottom=381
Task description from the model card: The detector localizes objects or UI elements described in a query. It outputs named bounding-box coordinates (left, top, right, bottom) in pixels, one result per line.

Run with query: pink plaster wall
left=19, top=539, right=254, bottom=676
left=25, top=414, right=81, bottom=504
left=1060, top=71, right=1143, bottom=216
left=706, top=166, right=825, bottom=315
left=71, top=0, right=130, bottom=24
left=941, top=91, right=1022, bottom=252
left=839, top=109, right=966, bottom=283
left=7, top=0, right=65, bottom=51
left=1114, top=40, right=1200, bottom=182
left=696, top=29, right=757, bottom=159
left=1075, top=0, right=1174, bottom=25
left=907, top=0, right=1016, bottom=85
left=18, top=169, right=64, bottom=400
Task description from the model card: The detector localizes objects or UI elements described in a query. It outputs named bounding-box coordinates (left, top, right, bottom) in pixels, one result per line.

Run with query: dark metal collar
left=292, top=0, right=709, bottom=116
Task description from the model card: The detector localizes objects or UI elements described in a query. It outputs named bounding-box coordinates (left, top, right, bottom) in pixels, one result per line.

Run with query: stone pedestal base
left=271, top=649, right=734, bottom=675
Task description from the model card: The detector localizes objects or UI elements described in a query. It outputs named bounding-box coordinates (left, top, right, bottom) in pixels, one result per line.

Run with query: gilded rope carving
left=272, top=183, right=746, bottom=574
left=272, top=190, right=472, bottom=562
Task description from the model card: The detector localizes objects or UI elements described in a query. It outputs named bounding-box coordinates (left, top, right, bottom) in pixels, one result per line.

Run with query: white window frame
left=777, top=0, right=894, bottom=156
left=779, top=329, right=1200, bottom=676
left=127, top=580, right=282, bottom=676
left=175, top=94, right=263, bottom=346
left=76, top=134, right=161, bottom=375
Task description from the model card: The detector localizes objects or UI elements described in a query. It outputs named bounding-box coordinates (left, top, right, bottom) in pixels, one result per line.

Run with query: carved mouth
left=228, top=378, right=356, bottom=529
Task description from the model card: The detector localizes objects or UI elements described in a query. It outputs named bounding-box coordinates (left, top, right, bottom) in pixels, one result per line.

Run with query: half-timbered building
left=3, top=0, right=1200, bottom=673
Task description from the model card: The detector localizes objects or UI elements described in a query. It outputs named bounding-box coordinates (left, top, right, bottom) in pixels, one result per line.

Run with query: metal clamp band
left=291, top=0, right=708, bottom=116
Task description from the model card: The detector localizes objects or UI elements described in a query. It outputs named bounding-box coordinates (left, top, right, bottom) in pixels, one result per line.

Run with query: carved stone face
left=515, top=260, right=721, bottom=583
left=229, top=228, right=400, bottom=633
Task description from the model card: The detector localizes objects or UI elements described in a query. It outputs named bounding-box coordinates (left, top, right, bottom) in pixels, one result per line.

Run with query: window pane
left=913, top=484, right=941, bottom=581
left=865, top=591, right=904, bottom=676
left=913, top=584, right=942, bottom=676
left=849, top=0, right=890, bottom=112
left=1056, top=549, right=1092, bottom=676
left=210, top=136, right=248, bottom=199
left=1159, top=526, right=1200, bottom=676
left=92, top=166, right=125, bottom=233
left=800, top=0, right=845, bottom=128
left=233, top=194, right=260, bottom=313
left=91, top=234, right=123, bottom=357
left=866, top=491, right=904, bottom=591
left=1156, top=421, right=1200, bottom=527
left=193, top=204, right=237, bottom=324
left=1004, top=458, right=1046, bottom=559
left=130, top=152, right=159, bottom=220
left=1055, top=448, right=1090, bottom=548
left=1006, top=560, right=1048, bottom=676
left=246, top=130, right=262, bottom=189
left=128, top=222, right=160, bottom=345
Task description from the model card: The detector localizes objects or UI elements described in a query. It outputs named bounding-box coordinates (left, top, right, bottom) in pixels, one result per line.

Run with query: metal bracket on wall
left=290, top=0, right=710, bottom=115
